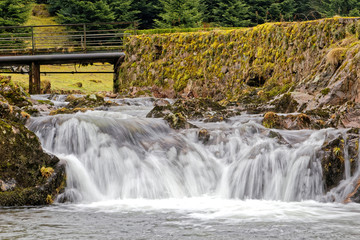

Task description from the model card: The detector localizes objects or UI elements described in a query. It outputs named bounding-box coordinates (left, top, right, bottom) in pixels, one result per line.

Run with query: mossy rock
left=0, top=77, right=32, bottom=108
left=164, top=112, right=197, bottom=129
left=0, top=119, right=65, bottom=206
left=272, top=93, right=299, bottom=113
left=49, top=107, right=92, bottom=115
left=262, top=112, right=281, bottom=129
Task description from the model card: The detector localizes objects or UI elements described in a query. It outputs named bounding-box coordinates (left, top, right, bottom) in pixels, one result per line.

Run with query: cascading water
left=3, top=98, right=360, bottom=239
left=27, top=108, right=350, bottom=203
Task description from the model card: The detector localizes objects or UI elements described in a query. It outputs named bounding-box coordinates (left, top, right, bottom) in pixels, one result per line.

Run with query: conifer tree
left=108, top=0, right=139, bottom=23
left=133, top=0, right=161, bottom=29
left=213, top=0, right=251, bottom=27
left=55, top=0, right=114, bottom=25
left=0, top=0, right=31, bottom=27
left=155, top=0, right=203, bottom=28
left=320, top=0, right=360, bottom=17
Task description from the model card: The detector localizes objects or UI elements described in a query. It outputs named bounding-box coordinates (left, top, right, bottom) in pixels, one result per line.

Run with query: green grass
left=0, top=4, right=114, bottom=94
left=2, top=64, right=114, bottom=93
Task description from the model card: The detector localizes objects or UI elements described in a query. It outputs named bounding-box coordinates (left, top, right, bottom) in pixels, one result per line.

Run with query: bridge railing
left=0, top=22, right=137, bottom=55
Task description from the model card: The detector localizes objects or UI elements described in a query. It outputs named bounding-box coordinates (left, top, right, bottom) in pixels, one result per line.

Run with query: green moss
left=321, top=88, right=330, bottom=95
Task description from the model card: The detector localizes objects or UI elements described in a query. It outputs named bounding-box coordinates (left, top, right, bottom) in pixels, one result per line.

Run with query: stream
left=1, top=95, right=360, bottom=239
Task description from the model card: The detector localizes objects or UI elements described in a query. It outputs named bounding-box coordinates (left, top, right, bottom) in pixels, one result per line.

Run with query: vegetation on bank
left=120, top=17, right=360, bottom=103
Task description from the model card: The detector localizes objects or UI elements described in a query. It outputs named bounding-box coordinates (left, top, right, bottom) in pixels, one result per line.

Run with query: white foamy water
left=9, top=99, right=359, bottom=239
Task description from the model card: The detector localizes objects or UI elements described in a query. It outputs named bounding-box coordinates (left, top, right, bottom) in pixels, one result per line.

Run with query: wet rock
left=147, top=98, right=228, bottom=120
left=49, top=107, right=92, bottom=115
left=262, top=112, right=327, bottom=130
left=319, top=132, right=358, bottom=193
left=0, top=119, right=65, bottom=206
left=262, top=112, right=282, bottom=129
left=67, top=94, right=110, bottom=108
left=198, top=129, right=210, bottom=143
left=267, top=130, right=290, bottom=146
left=164, top=113, right=197, bottom=130
left=154, top=98, right=170, bottom=107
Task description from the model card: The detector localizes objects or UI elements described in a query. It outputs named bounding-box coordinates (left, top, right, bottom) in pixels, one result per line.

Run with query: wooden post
left=31, top=27, right=35, bottom=55
left=29, top=62, right=40, bottom=94
left=29, top=64, right=33, bottom=94
left=83, top=24, right=87, bottom=53
left=113, top=56, right=124, bottom=93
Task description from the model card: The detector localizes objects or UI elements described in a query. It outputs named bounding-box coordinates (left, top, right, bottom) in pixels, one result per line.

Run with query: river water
left=1, top=96, right=360, bottom=239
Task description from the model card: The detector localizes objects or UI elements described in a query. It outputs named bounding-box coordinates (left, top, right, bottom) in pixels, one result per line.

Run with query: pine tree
left=320, top=0, right=360, bottom=17
left=0, top=0, right=31, bottom=27
left=108, top=0, right=139, bottom=23
left=213, top=0, right=251, bottom=27
left=133, top=0, right=161, bottom=29
left=55, top=0, right=115, bottom=25
left=155, top=0, right=203, bottom=28
left=201, top=0, right=219, bottom=24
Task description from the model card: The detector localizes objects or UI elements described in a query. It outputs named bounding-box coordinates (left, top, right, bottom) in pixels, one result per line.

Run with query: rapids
left=2, top=96, right=360, bottom=239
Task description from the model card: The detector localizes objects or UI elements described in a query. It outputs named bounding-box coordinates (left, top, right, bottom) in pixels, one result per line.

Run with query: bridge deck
left=0, top=52, right=125, bottom=66
left=0, top=22, right=132, bottom=94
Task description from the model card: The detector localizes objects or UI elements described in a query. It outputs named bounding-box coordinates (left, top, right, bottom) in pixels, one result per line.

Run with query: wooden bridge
left=0, top=22, right=136, bottom=93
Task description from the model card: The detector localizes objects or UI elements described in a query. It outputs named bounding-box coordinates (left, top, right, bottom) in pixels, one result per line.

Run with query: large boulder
left=0, top=76, right=65, bottom=206
left=0, top=119, right=65, bottom=206
left=318, top=130, right=358, bottom=193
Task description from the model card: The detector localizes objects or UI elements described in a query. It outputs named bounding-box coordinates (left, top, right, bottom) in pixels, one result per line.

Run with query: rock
left=198, top=128, right=210, bottom=143
left=271, top=93, right=299, bottom=113
left=267, top=130, right=290, bottom=146
left=318, top=133, right=358, bottom=193
left=49, top=107, right=91, bottom=115
left=0, top=76, right=32, bottom=108
left=58, top=94, right=117, bottom=112
left=262, top=112, right=281, bottom=129
left=0, top=179, right=16, bottom=192
left=154, top=98, right=170, bottom=107
left=164, top=113, right=197, bottom=130
left=0, top=119, right=65, bottom=206
left=262, top=112, right=327, bottom=130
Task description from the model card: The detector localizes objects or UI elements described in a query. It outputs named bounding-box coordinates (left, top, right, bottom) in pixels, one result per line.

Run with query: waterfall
left=27, top=110, right=348, bottom=203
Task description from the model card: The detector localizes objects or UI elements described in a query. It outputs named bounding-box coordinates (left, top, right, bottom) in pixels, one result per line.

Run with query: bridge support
left=29, top=62, right=40, bottom=94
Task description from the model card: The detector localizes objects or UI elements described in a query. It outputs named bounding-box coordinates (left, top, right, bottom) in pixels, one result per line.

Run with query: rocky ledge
left=0, top=76, right=65, bottom=206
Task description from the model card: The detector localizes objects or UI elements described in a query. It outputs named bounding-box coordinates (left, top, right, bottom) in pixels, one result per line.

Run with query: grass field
left=2, top=64, right=114, bottom=93
left=0, top=4, right=115, bottom=94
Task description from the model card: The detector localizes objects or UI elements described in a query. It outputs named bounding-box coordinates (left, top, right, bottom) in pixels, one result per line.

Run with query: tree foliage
left=0, top=0, right=31, bottom=27
left=155, top=0, right=203, bottom=28
left=2, top=0, right=359, bottom=30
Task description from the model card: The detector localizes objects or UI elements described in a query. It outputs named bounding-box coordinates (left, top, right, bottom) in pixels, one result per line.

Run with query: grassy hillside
left=1, top=4, right=114, bottom=94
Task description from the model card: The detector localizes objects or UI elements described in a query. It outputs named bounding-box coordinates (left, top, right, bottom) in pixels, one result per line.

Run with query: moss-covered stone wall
left=121, top=18, right=360, bottom=102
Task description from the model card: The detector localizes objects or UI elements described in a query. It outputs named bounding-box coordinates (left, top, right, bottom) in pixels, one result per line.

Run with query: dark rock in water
left=67, top=94, right=110, bottom=108
left=49, top=94, right=118, bottom=115
left=147, top=98, right=237, bottom=129
left=198, top=129, right=210, bottom=143
left=267, top=130, right=290, bottom=146
left=262, top=112, right=328, bottom=130
left=319, top=132, right=358, bottom=193
left=164, top=112, right=197, bottom=130
left=49, top=107, right=92, bottom=115
left=0, top=119, right=65, bottom=206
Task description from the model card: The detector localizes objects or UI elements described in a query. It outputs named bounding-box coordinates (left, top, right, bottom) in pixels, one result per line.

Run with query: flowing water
left=1, top=97, right=360, bottom=239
